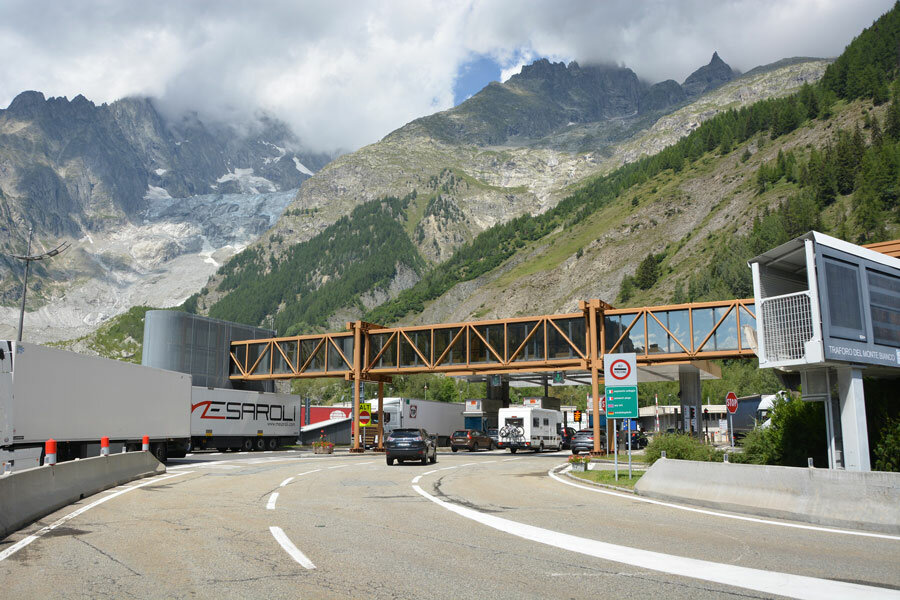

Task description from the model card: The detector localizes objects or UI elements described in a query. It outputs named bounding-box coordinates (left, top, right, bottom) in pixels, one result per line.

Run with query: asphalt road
left=1, top=449, right=898, bottom=599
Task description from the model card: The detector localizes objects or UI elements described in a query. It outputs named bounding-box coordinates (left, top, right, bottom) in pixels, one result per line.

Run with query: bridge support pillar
left=679, top=367, right=702, bottom=438
left=836, top=366, right=870, bottom=472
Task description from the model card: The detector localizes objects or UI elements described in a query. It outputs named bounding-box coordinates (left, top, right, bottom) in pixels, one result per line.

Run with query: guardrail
left=635, top=458, right=900, bottom=534
left=0, top=452, right=164, bottom=539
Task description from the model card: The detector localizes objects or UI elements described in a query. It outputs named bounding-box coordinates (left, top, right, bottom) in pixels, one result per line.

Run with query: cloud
left=0, top=0, right=893, bottom=152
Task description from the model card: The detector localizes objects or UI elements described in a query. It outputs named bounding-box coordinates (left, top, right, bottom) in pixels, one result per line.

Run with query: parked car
left=559, top=426, right=577, bottom=449
left=486, top=428, right=500, bottom=448
left=629, top=430, right=648, bottom=449
left=570, top=428, right=604, bottom=454
left=386, top=428, right=437, bottom=465
left=450, top=429, right=492, bottom=452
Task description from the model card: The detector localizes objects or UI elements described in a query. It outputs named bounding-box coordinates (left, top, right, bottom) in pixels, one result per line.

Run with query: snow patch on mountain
left=216, top=167, right=277, bottom=193
left=143, top=185, right=172, bottom=200
left=293, top=156, right=314, bottom=176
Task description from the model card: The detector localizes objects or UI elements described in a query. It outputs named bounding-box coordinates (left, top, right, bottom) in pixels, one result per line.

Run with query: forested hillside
left=198, top=193, right=426, bottom=333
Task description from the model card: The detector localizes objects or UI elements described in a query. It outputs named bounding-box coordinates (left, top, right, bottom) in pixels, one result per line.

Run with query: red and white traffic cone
left=142, top=435, right=150, bottom=452
left=45, top=438, right=57, bottom=466
left=100, top=436, right=110, bottom=457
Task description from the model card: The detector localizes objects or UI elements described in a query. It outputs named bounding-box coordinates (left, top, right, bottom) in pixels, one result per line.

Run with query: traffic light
left=703, top=407, right=709, bottom=420
left=553, top=371, right=564, bottom=384
left=573, top=410, right=582, bottom=422
left=689, top=407, right=696, bottom=419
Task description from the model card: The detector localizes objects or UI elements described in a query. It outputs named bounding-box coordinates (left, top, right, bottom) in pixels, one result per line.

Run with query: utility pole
left=9, top=227, right=69, bottom=342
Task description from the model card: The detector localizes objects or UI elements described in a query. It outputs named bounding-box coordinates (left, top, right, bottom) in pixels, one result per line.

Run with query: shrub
left=873, top=417, right=900, bottom=472
left=738, top=395, right=826, bottom=467
left=644, top=433, right=723, bottom=464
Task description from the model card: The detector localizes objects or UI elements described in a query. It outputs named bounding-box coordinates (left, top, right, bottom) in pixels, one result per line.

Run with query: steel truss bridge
left=230, top=298, right=758, bottom=453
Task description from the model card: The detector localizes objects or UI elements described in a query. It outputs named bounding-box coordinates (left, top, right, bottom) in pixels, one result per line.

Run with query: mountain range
left=0, top=50, right=832, bottom=343
left=193, top=53, right=827, bottom=334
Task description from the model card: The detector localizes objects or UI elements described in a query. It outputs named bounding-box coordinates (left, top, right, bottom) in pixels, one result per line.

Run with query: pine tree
left=871, top=116, right=883, bottom=147
left=634, top=253, right=661, bottom=290
left=885, top=88, right=900, bottom=139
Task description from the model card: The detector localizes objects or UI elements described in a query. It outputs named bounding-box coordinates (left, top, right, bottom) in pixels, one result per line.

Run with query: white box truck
left=0, top=341, right=191, bottom=472
left=497, top=406, right=562, bottom=453
left=364, top=397, right=464, bottom=446
left=189, top=387, right=300, bottom=452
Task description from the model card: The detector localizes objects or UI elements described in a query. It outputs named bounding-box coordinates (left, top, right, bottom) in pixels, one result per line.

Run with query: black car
left=386, top=428, right=437, bottom=465
left=559, top=426, right=577, bottom=449
left=571, top=428, right=604, bottom=455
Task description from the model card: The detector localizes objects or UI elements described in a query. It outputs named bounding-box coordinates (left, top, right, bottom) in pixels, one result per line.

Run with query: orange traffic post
left=45, top=438, right=57, bottom=465
left=142, top=436, right=150, bottom=452
left=100, top=436, right=110, bottom=456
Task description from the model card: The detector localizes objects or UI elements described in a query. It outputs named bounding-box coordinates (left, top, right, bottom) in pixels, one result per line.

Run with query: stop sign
left=359, top=410, right=371, bottom=426
left=725, top=392, right=738, bottom=414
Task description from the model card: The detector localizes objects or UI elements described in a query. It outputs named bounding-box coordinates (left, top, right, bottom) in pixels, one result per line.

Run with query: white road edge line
left=327, top=464, right=348, bottom=470
left=549, top=465, right=900, bottom=541
left=168, top=462, right=232, bottom=470
left=266, top=492, right=279, bottom=510
left=0, top=471, right=192, bottom=562
left=410, top=482, right=895, bottom=600
left=502, top=457, right=522, bottom=462
left=269, top=526, right=316, bottom=569
left=357, top=461, right=374, bottom=465
left=280, top=477, right=294, bottom=487
left=296, top=469, right=322, bottom=476
left=412, top=475, right=422, bottom=484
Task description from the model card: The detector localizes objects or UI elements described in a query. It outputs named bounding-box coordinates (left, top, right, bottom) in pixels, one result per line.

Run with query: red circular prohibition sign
left=609, top=359, right=631, bottom=381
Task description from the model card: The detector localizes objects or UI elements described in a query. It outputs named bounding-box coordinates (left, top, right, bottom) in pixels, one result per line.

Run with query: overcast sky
left=0, top=0, right=893, bottom=152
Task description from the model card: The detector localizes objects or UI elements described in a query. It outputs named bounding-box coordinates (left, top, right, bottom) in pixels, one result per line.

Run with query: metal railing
left=759, top=291, right=814, bottom=363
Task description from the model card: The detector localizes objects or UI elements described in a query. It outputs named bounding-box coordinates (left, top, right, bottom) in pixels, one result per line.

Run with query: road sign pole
left=729, top=412, right=734, bottom=448
left=628, top=418, right=632, bottom=479
left=614, top=418, right=618, bottom=481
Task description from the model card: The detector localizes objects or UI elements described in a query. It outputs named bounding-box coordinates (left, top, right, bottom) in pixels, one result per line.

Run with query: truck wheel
left=451, top=447, right=458, bottom=452
left=241, top=438, right=253, bottom=452
left=152, top=442, right=168, bottom=464
left=267, top=438, right=278, bottom=451
left=254, top=438, right=265, bottom=451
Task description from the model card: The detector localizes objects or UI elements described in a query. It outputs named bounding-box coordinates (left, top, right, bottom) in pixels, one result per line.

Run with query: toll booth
left=463, top=398, right=502, bottom=430
left=750, top=231, right=900, bottom=471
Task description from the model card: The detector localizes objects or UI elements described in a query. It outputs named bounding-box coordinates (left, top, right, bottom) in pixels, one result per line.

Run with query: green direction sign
left=605, top=385, right=638, bottom=419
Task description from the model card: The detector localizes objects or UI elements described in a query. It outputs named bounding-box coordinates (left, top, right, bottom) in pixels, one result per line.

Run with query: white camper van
left=497, top=406, right=562, bottom=453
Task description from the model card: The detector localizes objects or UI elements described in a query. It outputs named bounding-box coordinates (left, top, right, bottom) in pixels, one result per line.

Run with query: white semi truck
left=189, top=387, right=300, bottom=452
left=497, top=406, right=562, bottom=453
left=363, top=397, right=465, bottom=446
left=0, top=341, right=191, bottom=472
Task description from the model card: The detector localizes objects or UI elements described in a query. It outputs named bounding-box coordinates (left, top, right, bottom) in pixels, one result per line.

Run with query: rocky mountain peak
left=682, top=51, right=735, bottom=98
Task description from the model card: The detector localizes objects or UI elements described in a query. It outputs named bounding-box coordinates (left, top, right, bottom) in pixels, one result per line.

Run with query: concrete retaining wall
left=0, top=452, right=164, bottom=539
left=634, top=459, right=900, bottom=534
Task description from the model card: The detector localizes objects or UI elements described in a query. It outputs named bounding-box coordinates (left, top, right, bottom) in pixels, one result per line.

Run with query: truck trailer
left=189, top=387, right=301, bottom=452
left=0, top=341, right=191, bottom=472
left=362, top=397, right=464, bottom=446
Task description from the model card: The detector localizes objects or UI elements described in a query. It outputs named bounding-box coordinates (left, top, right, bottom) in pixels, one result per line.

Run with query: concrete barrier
left=0, top=452, right=164, bottom=539
left=634, top=459, right=900, bottom=534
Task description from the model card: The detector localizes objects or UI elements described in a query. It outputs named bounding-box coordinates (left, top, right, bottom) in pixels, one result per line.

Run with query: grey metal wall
left=142, top=311, right=275, bottom=392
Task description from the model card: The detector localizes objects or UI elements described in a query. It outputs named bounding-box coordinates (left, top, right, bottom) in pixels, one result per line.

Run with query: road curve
left=0, top=450, right=897, bottom=599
